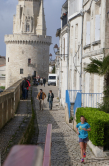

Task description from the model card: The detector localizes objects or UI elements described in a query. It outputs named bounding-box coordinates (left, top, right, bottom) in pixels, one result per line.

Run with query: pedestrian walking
left=37, top=89, right=46, bottom=111
left=48, top=90, right=54, bottom=110
left=40, top=77, right=43, bottom=86
left=22, top=78, right=28, bottom=100
left=43, top=77, right=46, bottom=87
left=76, top=115, right=91, bottom=163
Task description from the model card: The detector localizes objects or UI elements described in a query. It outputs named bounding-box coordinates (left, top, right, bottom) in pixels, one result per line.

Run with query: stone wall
left=0, top=79, right=23, bottom=130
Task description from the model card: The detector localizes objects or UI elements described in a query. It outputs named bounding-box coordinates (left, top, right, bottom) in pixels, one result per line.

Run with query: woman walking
left=48, top=90, right=54, bottom=110
left=76, top=115, right=91, bottom=163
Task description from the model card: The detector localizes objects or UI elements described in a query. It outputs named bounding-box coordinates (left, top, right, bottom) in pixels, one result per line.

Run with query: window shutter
left=95, top=15, right=100, bottom=41
left=86, top=21, right=90, bottom=45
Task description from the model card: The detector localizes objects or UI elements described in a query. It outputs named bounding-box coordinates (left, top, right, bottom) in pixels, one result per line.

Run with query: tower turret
left=13, top=0, right=46, bottom=35
left=5, top=0, right=51, bottom=88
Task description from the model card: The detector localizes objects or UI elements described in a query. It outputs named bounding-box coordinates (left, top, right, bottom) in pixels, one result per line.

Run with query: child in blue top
left=76, top=115, right=91, bottom=163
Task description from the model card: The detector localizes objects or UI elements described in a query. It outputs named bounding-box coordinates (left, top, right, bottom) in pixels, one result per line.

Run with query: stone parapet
left=5, top=34, right=52, bottom=45
left=0, top=79, right=23, bottom=130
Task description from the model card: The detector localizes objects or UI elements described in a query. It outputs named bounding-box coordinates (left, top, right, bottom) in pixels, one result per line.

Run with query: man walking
left=37, top=89, right=46, bottom=111
left=43, top=77, right=46, bottom=87
left=48, top=90, right=54, bottom=110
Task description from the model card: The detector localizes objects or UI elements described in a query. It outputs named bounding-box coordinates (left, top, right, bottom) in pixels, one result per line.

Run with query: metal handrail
left=3, top=145, right=43, bottom=166
left=43, top=124, right=52, bottom=166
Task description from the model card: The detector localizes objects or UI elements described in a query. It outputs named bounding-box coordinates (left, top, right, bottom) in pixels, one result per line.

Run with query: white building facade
left=56, top=0, right=109, bottom=108
left=56, top=1, right=69, bottom=107
left=82, top=0, right=107, bottom=93
left=68, top=0, right=83, bottom=93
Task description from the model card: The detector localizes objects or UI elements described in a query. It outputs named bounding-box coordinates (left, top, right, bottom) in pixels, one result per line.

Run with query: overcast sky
left=0, top=0, right=65, bottom=59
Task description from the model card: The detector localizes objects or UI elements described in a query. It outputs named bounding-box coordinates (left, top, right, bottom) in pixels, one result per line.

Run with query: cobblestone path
left=0, top=91, right=32, bottom=164
left=33, top=85, right=109, bottom=166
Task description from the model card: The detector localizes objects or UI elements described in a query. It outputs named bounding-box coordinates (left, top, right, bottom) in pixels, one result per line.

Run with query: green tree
left=52, top=65, right=55, bottom=73
left=84, top=55, right=109, bottom=113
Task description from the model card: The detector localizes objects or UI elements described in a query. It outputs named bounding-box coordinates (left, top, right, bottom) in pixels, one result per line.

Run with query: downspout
left=67, top=22, right=70, bottom=90
left=80, top=13, right=84, bottom=91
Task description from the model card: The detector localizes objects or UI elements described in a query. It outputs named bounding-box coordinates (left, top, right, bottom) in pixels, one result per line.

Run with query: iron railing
left=68, top=90, right=82, bottom=103
left=82, top=93, right=102, bottom=108
left=66, top=90, right=102, bottom=117
left=66, top=90, right=71, bottom=118
left=73, top=92, right=82, bottom=116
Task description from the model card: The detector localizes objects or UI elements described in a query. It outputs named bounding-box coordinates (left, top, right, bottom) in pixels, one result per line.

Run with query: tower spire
left=36, top=0, right=46, bottom=35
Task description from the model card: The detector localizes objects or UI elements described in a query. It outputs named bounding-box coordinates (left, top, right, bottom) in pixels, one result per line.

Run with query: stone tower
left=5, top=0, right=51, bottom=88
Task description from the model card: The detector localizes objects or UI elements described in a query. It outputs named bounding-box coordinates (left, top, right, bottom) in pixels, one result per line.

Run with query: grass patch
left=0, top=86, right=5, bottom=90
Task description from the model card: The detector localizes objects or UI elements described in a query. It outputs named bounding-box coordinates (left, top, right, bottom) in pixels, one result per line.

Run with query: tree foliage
left=84, top=55, right=109, bottom=113
left=52, top=65, right=55, bottom=73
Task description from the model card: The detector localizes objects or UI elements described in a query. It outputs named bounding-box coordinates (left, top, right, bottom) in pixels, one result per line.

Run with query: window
left=86, top=21, right=91, bottom=45
left=62, top=13, right=68, bottom=28
left=28, top=58, right=31, bottom=64
left=8, top=57, right=9, bottom=62
left=26, top=24, right=30, bottom=32
left=49, top=76, right=56, bottom=80
left=95, top=15, right=100, bottom=41
left=89, top=74, right=94, bottom=93
left=20, top=69, right=23, bottom=74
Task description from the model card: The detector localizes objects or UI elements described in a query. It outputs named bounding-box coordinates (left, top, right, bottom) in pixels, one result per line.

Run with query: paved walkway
left=33, top=85, right=109, bottom=166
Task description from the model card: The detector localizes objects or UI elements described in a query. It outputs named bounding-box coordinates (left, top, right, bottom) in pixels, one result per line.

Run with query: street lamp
left=53, top=44, right=69, bottom=102
left=53, top=44, right=59, bottom=55
left=53, top=44, right=68, bottom=56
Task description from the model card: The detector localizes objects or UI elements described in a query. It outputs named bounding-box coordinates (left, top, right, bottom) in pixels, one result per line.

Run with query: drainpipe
left=67, top=22, right=70, bottom=90
left=80, top=5, right=84, bottom=91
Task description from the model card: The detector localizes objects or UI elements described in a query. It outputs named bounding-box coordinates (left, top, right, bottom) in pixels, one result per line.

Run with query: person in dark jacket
left=48, top=90, right=54, bottom=110
left=43, top=78, right=46, bottom=87
left=22, top=78, right=28, bottom=99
